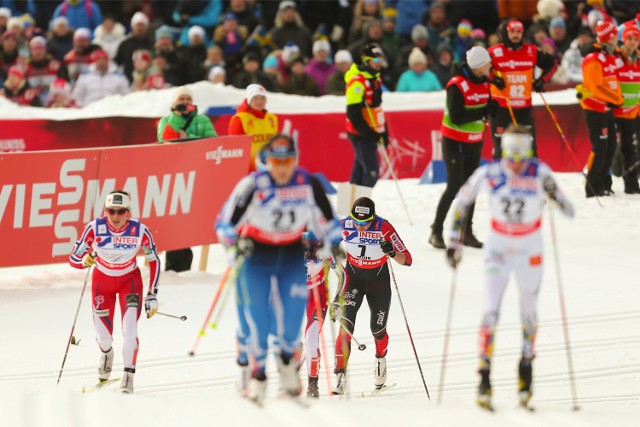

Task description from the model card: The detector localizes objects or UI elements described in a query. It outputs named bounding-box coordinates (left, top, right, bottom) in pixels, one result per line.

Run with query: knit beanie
left=408, top=47, right=427, bottom=66
left=466, top=46, right=491, bottom=69
left=457, top=20, right=473, bottom=37
left=246, top=84, right=267, bottom=104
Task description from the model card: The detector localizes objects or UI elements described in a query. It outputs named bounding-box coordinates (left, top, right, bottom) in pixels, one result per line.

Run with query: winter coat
left=72, top=62, right=130, bottom=107
left=326, top=70, right=347, bottom=95
left=92, top=21, right=126, bottom=60
left=176, top=44, right=208, bottom=85
left=389, top=0, right=430, bottom=38
left=176, top=0, right=222, bottom=47
left=231, top=71, right=276, bottom=92
left=396, top=69, right=443, bottom=93
left=304, top=59, right=335, bottom=96
left=561, top=38, right=584, bottom=83
left=47, top=33, right=74, bottom=62
left=228, top=99, right=279, bottom=171
left=114, top=35, right=155, bottom=83
left=279, top=73, right=319, bottom=97
left=157, top=110, right=217, bottom=142
left=52, top=0, right=103, bottom=33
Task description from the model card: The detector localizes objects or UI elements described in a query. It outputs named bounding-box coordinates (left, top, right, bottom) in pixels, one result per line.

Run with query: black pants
left=491, top=107, right=536, bottom=159
left=584, top=109, right=616, bottom=194
left=615, top=117, right=640, bottom=190
left=348, top=133, right=379, bottom=188
left=432, top=137, right=483, bottom=235
left=165, top=248, right=193, bottom=272
left=338, top=263, right=391, bottom=361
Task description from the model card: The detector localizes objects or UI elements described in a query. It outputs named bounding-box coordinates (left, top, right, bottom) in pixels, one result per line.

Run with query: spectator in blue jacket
left=0, top=0, right=35, bottom=18
left=386, top=0, right=431, bottom=43
left=396, top=47, right=442, bottom=92
left=174, top=0, right=222, bottom=47
left=52, top=0, right=103, bottom=33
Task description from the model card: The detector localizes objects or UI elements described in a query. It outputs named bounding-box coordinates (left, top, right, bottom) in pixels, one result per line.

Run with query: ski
left=477, top=401, right=495, bottom=412
left=82, top=377, right=120, bottom=393
left=360, top=382, right=396, bottom=398
left=520, top=401, right=535, bottom=412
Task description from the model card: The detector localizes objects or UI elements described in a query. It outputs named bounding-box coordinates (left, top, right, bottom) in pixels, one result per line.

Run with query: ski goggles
left=266, top=156, right=296, bottom=166
left=362, top=56, right=381, bottom=64
left=106, top=208, right=129, bottom=215
left=350, top=213, right=374, bottom=225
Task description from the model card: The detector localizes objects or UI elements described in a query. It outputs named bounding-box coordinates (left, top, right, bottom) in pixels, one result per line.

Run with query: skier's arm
left=346, top=79, right=381, bottom=140
left=449, top=166, right=486, bottom=246
left=141, top=227, right=161, bottom=294
left=540, top=164, right=575, bottom=218
left=69, top=223, right=95, bottom=269
left=535, top=48, right=558, bottom=82
left=381, top=221, right=412, bottom=266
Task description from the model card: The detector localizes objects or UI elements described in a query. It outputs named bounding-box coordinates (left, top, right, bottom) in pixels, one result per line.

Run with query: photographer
left=156, top=86, right=217, bottom=142
left=156, top=86, right=217, bottom=272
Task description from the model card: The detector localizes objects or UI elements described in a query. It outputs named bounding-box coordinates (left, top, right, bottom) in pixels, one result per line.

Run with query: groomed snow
left=0, top=174, right=638, bottom=426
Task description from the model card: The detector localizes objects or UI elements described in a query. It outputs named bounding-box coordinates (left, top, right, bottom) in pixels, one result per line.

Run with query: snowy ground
left=1, top=175, right=638, bottom=427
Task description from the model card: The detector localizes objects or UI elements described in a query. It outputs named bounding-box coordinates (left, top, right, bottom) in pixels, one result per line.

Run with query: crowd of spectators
left=0, top=0, right=638, bottom=108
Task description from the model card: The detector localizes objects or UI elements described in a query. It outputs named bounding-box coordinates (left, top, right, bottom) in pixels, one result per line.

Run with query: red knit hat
left=596, top=20, right=617, bottom=43
left=90, top=49, right=108, bottom=62
left=506, top=20, right=524, bottom=32
left=622, top=25, right=640, bottom=42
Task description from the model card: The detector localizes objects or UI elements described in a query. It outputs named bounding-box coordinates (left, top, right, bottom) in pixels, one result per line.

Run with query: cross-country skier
left=69, top=190, right=160, bottom=393
left=446, top=124, right=574, bottom=410
left=216, top=134, right=342, bottom=405
left=332, top=197, right=412, bottom=395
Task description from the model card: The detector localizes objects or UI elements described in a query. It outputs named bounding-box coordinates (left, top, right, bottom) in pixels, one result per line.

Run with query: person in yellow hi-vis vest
left=228, top=84, right=279, bottom=171
left=345, top=44, right=389, bottom=188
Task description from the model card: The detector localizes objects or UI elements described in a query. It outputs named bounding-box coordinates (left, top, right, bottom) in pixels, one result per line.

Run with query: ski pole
left=547, top=203, right=580, bottom=411
left=157, top=312, right=187, bottom=321
left=57, top=264, right=93, bottom=385
left=339, top=323, right=366, bottom=351
left=378, top=145, right=413, bottom=225
left=311, top=280, right=334, bottom=398
left=538, top=92, right=602, bottom=207
left=188, top=265, right=231, bottom=356
left=437, top=266, right=458, bottom=405
left=210, top=277, right=232, bottom=329
left=388, top=258, right=431, bottom=399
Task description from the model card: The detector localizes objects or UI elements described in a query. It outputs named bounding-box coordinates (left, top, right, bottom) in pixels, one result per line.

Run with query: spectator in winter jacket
left=381, top=7, right=402, bottom=66
left=0, top=30, right=19, bottom=79
left=64, top=27, right=100, bottom=83
left=231, top=51, right=275, bottom=92
left=92, top=14, right=126, bottom=60
left=46, top=77, right=76, bottom=108
left=396, top=47, right=442, bottom=93
left=157, top=85, right=217, bottom=143
left=130, top=49, right=165, bottom=91
left=422, top=3, right=455, bottom=51
left=279, top=54, right=319, bottom=96
left=268, top=1, right=312, bottom=58
left=326, top=49, right=353, bottom=95
left=52, top=0, right=103, bottom=33
left=432, top=43, right=454, bottom=88
left=224, top=0, right=259, bottom=33
left=174, top=0, right=222, bottom=48
left=561, top=28, right=593, bottom=83
left=228, top=83, right=279, bottom=171
left=25, top=36, right=68, bottom=105
left=153, top=26, right=181, bottom=87
left=114, top=12, right=154, bottom=83
left=72, top=49, right=129, bottom=107
left=452, top=20, right=474, bottom=62
left=0, top=7, right=10, bottom=34
left=0, top=65, right=40, bottom=106
left=46, top=16, right=74, bottom=62
left=177, top=26, right=208, bottom=84
left=394, top=24, right=434, bottom=81
left=213, top=12, right=248, bottom=74
left=304, top=39, right=335, bottom=96
left=549, top=16, right=571, bottom=55
left=349, top=0, right=383, bottom=44
left=203, top=44, right=225, bottom=75
left=387, top=0, right=430, bottom=43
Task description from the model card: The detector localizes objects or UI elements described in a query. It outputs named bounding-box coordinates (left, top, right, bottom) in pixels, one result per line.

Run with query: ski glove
left=82, top=253, right=96, bottom=268
left=491, top=75, right=506, bottom=90
left=533, top=78, right=545, bottom=93
left=380, top=240, right=396, bottom=258
left=379, top=131, right=390, bottom=148
left=145, top=293, right=158, bottom=318
left=485, top=99, right=500, bottom=118
left=446, top=247, right=461, bottom=269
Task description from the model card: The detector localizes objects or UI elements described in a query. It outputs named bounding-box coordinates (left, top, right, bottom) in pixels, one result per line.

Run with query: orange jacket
left=580, top=43, right=624, bottom=112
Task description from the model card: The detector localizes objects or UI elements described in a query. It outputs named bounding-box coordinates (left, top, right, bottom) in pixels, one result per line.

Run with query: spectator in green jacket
left=156, top=86, right=217, bottom=142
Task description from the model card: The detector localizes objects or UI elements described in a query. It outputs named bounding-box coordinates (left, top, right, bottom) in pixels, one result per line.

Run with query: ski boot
left=476, top=368, right=493, bottom=411
left=429, top=232, right=446, bottom=249
left=119, top=368, right=134, bottom=394
left=277, top=354, right=302, bottom=397
left=236, top=360, right=250, bottom=397
left=332, top=369, right=347, bottom=395
left=98, top=347, right=114, bottom=382
left=462, top=231, right=483, bottom=249
left=247, top=372, right=268, bottom=405
left=518, top=357, right=533, bottom=408
left=373, top=356, right=387, bottom=389
left=307, top=376, right=319, bottom=398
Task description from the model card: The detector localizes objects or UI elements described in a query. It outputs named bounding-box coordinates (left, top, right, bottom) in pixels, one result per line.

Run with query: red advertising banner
left=0, top=136, right=251, bottom=267
left=0, top=105, right=591, bottom=181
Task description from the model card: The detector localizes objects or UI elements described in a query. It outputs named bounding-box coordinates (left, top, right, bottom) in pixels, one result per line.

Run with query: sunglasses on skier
left=350, top=213, right=374, bottom=226
left=106, top=208, right=129, bottom=215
